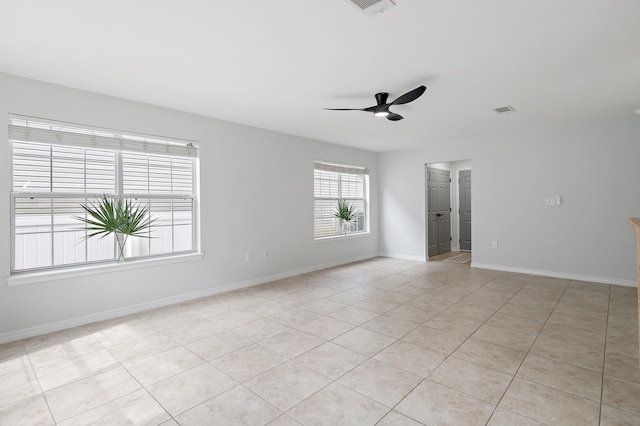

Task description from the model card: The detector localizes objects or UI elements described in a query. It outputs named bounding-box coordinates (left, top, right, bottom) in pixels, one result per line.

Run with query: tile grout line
left=483, top=276, right=566, bottom=425
left=460, top=273, right=558, bottom=425
left=265, top=265, right=465, bottom=425
left=172, top=331, right=287, bottom=422
left=118, top=311, right=292, bottom=424
left=345, top=268, right=524, bottom=424
left=82, top=323, right=176, bottom=425
left=599, top=284, right=612, bottom=425
left=369, top=267, right=520, bottom=425
left=490, top=279, right=613, bottom=424
left=19, top=338, right=59, bottom=426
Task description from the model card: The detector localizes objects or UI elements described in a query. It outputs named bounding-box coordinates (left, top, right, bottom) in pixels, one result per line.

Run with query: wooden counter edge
left=629, top=218, right=640, bottom=373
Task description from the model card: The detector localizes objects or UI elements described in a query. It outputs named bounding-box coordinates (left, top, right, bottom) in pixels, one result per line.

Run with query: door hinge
left=450, top=208, right=452, bottom=212
left=450, top=237, right=452, bottom=241
left=458, top=208, right=460, bottom=213
left=449, top=179, right=452, bottom=183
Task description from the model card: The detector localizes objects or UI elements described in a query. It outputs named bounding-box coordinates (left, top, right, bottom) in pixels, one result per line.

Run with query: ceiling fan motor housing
left=375, top=92, right=389, bottom=105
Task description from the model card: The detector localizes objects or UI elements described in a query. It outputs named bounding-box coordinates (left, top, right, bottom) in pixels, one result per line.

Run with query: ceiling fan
left=324, top=85, right=426, bottom=121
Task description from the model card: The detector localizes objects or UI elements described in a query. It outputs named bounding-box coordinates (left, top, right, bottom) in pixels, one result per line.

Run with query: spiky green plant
left=333, top=199, right=357, bottom=234
left=75, top=195, right=155, bottom=261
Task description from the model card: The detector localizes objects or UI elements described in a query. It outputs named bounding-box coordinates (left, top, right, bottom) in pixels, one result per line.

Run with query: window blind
left=121, top=152, right=194, bottom=195
left=12, top=141, right=116, bottom=193
left=9, top=115, right=198, bottom=158
left=314, top=161, right=369, bottom=176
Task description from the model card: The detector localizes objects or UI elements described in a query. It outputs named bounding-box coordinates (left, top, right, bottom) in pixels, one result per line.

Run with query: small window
left=314, top=161, right=369, bottom=238
left=9, top=115, right=199, bottom=274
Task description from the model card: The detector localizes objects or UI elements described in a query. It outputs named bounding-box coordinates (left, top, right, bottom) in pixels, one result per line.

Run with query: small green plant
left=75, top=195, right=155, bottom=262
left=333, top=199, right=357, bottom=234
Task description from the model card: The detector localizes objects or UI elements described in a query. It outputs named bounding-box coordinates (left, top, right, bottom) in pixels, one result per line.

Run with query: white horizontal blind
left=9, top=115, right=197, bottom=158
left=314, top=161, right=369, bottom=175
left=314, top=161, right=368, bottom=238
left=10, top=116, right=198, bottom=274
left=122, top=152, right=193, bottom=195
left=12, top=141, right=116, bottom=194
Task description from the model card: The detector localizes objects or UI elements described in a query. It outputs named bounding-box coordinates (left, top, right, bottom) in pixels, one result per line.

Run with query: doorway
left=426, top=161, right=472, bottom=260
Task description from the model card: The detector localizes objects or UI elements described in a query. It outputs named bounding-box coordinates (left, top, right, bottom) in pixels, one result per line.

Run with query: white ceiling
left=1, top=1, right=639, bottom=152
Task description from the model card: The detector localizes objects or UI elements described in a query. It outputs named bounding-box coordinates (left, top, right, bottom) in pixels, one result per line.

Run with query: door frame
left=459, top=169, right=472, bottom=252
left=425, top=160, right=472, bottom=261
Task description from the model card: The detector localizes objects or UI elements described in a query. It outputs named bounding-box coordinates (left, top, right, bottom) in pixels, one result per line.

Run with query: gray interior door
left=436, top=169, right=451, bottom=254
left=459, top=170, right=472, bottom=251
left=427, top=167, right=451, bottom=257
left=426, top=168, right=439, bottom=257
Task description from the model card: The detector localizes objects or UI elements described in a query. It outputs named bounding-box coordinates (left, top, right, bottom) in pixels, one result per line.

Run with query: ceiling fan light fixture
left=374, top=110, right=390, bottom=117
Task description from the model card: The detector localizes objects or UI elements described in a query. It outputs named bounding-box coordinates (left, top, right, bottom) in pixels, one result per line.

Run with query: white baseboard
left=379, top=253, right=636, bottom=287
left=0, top=253, right=378, bottom=345
left=471, top=262, right=637, bottom=288
left=0, top=282, right=250, bottom=345
left=378, top=252, right=426, bottom=262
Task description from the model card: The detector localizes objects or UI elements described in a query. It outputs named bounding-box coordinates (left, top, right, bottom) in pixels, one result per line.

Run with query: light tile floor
left=1, top=257, right=639, bottom=425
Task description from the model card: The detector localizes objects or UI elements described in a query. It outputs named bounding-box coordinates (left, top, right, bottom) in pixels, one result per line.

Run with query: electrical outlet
left=491, top=241, right=498, bottom=249
left=245, top=252, right=252, bottom=262
left=546, top=198, right=556, bottom=206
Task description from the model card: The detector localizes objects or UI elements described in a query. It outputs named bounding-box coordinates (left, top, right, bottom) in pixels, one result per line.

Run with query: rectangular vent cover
left=494, top=105, right=516, bottom=114
left=345, top=0, right=396, bottom=16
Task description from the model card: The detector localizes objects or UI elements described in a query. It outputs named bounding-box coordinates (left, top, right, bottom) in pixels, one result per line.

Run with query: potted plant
left=333, top=199, right=357, bottom=235
left=75, top=194, right=155, bottom=262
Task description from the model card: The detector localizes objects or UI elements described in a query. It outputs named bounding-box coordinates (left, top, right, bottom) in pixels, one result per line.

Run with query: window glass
left=10, top=116, right=198, bottom=274
left=313, top=161, right=368, bottom=238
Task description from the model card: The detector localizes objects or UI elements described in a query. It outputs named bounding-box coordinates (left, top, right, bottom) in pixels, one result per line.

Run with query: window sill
left=315, top=232, right=371, bottom=243
left=6, top=252, right=204, bottom=286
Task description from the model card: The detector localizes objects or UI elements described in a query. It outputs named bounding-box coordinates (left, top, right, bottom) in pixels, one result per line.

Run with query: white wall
left=380, top=119, right=640, bottom=286
left=0, top=73, right=379, bottom=341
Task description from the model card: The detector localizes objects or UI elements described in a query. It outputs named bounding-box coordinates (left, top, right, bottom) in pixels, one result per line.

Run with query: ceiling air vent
left=345, top=0, right=396, bottom=17
left=493, top=105, right=516, bottom=114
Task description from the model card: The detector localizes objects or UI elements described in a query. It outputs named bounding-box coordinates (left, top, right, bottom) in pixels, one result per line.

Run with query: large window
left=314, top=161, right=368, bottom=238
left=9, top=115, right=199, bottom=274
